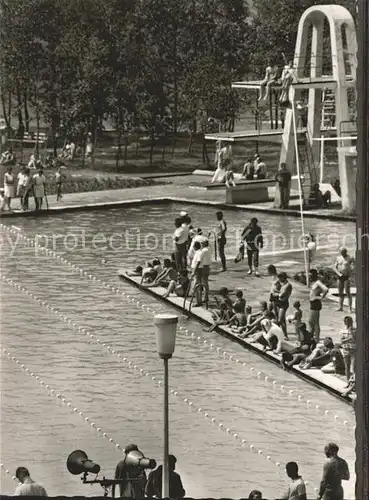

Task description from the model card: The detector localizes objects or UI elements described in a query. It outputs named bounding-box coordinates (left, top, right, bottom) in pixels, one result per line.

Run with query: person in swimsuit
left=333, top=247, right=354, bottom=312
left=145, top=259, right=176, bottom=288
left=216, top=211, right=227, bottom=272
left=317, top=443, right=350, bottom=500
left=275, top=272, right=293, bottom=340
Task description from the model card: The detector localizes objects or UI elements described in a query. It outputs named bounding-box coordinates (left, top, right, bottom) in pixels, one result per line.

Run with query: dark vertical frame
left=355, top=0, right=369, bottom=499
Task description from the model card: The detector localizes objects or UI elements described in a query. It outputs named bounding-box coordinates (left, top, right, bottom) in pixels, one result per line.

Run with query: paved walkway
left=0, top=176, right=354, bottom=221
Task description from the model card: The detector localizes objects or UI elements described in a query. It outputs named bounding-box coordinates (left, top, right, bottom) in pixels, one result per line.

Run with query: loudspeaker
left=67, top=450, right=101, bottom=475
left=125, top=450, right=156, bottom=470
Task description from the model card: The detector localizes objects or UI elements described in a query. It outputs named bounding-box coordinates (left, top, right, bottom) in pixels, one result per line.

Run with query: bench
left=9, top=132, right=48, bottom=145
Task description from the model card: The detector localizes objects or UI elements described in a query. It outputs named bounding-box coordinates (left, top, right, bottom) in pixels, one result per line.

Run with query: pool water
left=0, top=204, right=356, bottom=498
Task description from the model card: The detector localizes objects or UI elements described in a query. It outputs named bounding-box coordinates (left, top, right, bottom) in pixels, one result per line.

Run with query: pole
left=355, top=1, right=369, bottom=499
left=162, top=357, right=170, bottom=498
left=291, top=101, right=309, bottom=287
left=319, top=134, right=324, bottom=184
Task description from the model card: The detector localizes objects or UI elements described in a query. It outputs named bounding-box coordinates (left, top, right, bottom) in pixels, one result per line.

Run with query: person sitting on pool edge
left=163, top=270, right=190, bottom=299
left=248, top=315, right=280, bottom=352
left=308, top=183, right=331, bottom=209
left=299, top=336, right=335, bottom=370
left=281, top=323, right=316, bottom=369
left=141, top=259, right=162, bottom=283
left=238, top=301, right=271, bottom=338
left=144, top=259, right=177, bottom=289
left=205, top=287, right=233, bottom=332
left=225, top=290, right=247, bottom=328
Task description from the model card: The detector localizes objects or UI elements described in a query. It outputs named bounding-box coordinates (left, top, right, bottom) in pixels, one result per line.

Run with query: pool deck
left=0, top=177, right=356, bottom=222
left=118, top=268, right=354, bottom=405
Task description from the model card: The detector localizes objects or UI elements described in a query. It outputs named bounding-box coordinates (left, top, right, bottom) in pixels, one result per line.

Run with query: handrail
left=183, top=276, right=209, bottom=314
left=182, top=274, right=196, bottom=311
left=188, top=284, right=209, bottom=314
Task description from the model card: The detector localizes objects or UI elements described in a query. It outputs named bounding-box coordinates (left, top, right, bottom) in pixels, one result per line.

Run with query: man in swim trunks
left=333, top=247, right=354, bottom=312
left=317, top=442, right=350, bottom=500
left=275, top=272, right=292, bottom=340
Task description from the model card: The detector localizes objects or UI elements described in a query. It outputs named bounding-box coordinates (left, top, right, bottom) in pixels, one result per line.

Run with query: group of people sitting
left=211, top=144, right=269, bottom=187
left=258, top=60, right=296, bottom=103
left=204, top=264, right=355, bottom=397
left=242, top=154, right=268, bottom=180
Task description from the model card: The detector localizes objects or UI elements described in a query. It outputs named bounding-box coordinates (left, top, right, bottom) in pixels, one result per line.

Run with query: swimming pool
left=0, top=204, right=356, bottom=498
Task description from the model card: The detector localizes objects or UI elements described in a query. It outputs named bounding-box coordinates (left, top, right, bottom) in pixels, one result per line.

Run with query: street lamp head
left=154, top=314, right=178, bottom=359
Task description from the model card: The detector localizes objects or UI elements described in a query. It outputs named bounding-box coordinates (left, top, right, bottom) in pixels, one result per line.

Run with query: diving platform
left=232, top=75, right=356, bottom=91
left=205, top=127, right=338, bottom=143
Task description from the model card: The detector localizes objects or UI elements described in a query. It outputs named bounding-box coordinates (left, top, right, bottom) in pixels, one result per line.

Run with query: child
left=233, top=290, right=246, bottom=313
left=234, top=241, right=245, bottom=263
left=287, top=301, right=303, bottom=340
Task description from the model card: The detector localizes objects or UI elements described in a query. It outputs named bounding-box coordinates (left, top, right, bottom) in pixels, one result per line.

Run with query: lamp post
left=154, top=313, right=178, bottom=499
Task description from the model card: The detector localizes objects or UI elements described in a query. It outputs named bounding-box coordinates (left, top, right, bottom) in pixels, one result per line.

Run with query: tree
left=249, top=0, right=357, bottom=78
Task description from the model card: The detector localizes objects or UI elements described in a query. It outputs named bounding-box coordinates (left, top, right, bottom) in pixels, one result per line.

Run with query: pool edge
left=118, top=271, right=354, bottom=407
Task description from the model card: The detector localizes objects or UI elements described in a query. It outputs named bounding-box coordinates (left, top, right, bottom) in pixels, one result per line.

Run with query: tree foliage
left=0, top=0, right=357, bottom=164
left=249, top=0, right=357, bottom=78
left=0, top=0, right=252, bottom=145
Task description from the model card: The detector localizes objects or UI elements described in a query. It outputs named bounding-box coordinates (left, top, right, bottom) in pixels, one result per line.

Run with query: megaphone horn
left=67, top=450, right=101, bottom=475
left=125, top=450, right=156, bottom=470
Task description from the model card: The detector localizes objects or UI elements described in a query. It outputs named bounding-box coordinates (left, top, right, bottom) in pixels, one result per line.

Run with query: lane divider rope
left=0, top=225, right=355, bottom=434
left=1, top=348, right=124, bottom=453
left=1, top=275, right=292, bottom=482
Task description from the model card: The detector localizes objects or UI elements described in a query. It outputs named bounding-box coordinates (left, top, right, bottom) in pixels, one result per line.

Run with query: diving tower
left=206, top=5, right=358, bottom=213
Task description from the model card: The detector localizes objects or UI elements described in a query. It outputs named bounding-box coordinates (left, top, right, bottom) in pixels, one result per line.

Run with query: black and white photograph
left=0, top=0, right=368, bottom=498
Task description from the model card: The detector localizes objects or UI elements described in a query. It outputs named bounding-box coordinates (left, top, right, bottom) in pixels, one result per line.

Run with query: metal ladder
left=183, top=278, right=209, bottom=315
left=321, top=88, right=336, bottom=129
left=297, top=134, right=318, bottom=203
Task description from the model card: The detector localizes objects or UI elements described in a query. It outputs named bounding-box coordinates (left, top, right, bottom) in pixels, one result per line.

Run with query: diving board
left=205, top=130, right=284, bottom=143
left=205, top=127, right=340, bottom=143
left=232, top=75, right=356, bottom=91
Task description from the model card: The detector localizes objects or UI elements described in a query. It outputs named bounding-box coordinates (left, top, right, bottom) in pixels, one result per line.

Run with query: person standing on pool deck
left=308, top=269, right=328, bottom=343
left=216, top=211, right=227, bottom=272
left=241, top=218, right=263, bottom=276
left=275, top=162, right=292, bottom=209
left=14, top=467, right=48, bottom=496
left=173, top=217, right=189, bottom=272
left=145, top=454, right=185, bottom=499
left=333, top=247, right=354, bottom=312
left=278, top=461, right=307, bottom=500
left=276, top=272, right=293, bottom=340
left=32, top=166, right=46, bottom=211
left=317, top=443, right=350, bottom=500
